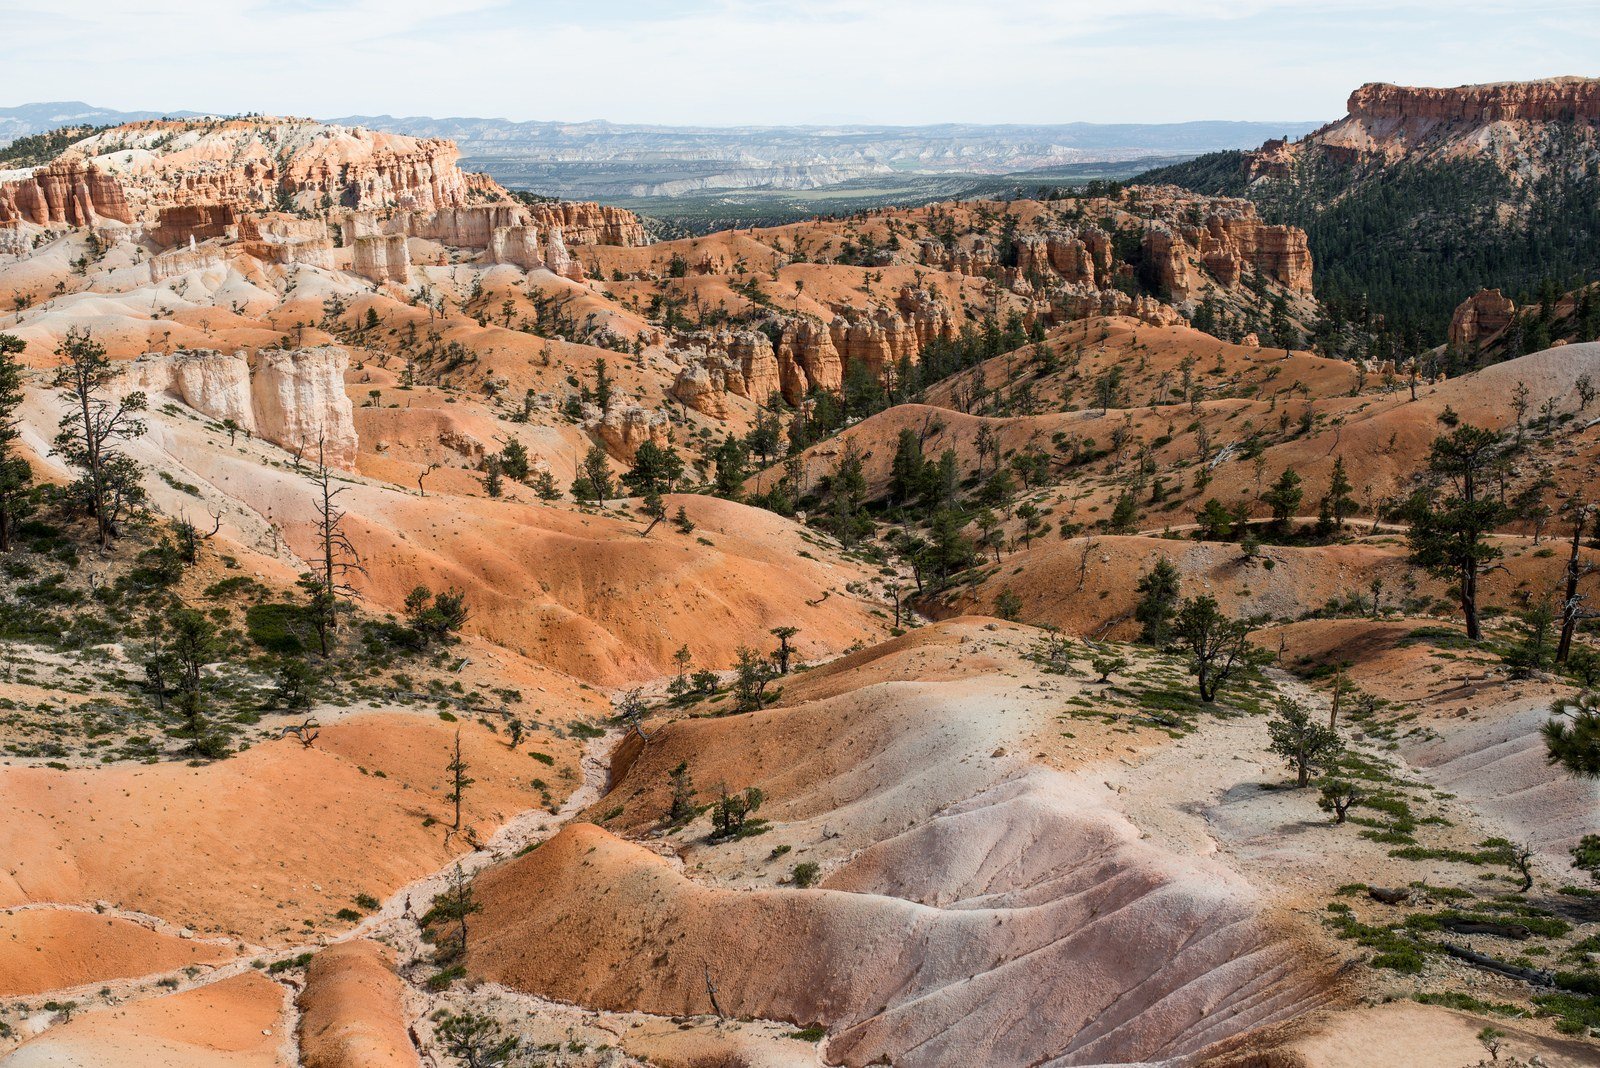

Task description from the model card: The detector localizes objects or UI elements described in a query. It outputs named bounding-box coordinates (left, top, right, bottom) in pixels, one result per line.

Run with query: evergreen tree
left=0, top=334, right=33, bottom=552
left=592, top=357, right=612, bottom=413
left=1405, top=423, right=1507, bottom=640
left=1323, top=456, right=1357, bottom=530
left=497, top=438, right=531, bottom=482
left=571, top=445, right=613, bottom=505
left=1133, top=557, right=1181, bottom=646
left=1174, top=595, right=1255, bottom=702
left=711, top=438, right=748, bottom=500
left=1262, top=468, right=1303, bottom=531
left=52, top=328, right=147, bottom=549
left=622, top=440, right=684, bottom=497
left=822, top=442, right=871, bottom=546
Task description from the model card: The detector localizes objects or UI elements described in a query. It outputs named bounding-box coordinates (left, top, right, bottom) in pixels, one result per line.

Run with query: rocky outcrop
left=0, top=158, right=134, bottom=227
left=352, top=234, right=409, bottom=284
left=774, top=317, right=843, bottom=401
left=1348, top=77, right=1600, bottom=125
left=488, top=225, right=542, bottom=269
left=239, top=214, right=335, bottom=269
left=149, top=245, right=226, bottom=282
left=669, top=330, right=785, bottom=416
left=150, top=203, right=237, bottom=248
left=1251, top=76, right=1600, bottom=176
left=39, top=119, right=507, bottom=224
left=544, top=227, right=582, bottom=280
left=918, top=236, right=1001, bottom=275
left=1448, top=289, right=1517, bottom=348
left=591, top=404, right=669, bottom=462
left=394, top=205, right=523, bottom=247
left=120, top=346, right=357, bottom=469
left=1051, top=286, right=1185, bottom=328
left=1139, top=202, right=1313, bottom=300
left=523, top=201, right=648, bottom=247
left=252, top=346, right=359, bottom=468
left=829, top=288, right=957, bottom=380
left=1015, top=227, right=1110, bottom=286
left=0, top=223, right=32, bottom=257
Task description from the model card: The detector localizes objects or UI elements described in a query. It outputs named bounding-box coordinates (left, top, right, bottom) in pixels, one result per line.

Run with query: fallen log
left=1441, top=942, right=1555, bottom=986
left=1368, top=886, right=1411, bottom=905
left=1441, top=918, right=1532, bottom=941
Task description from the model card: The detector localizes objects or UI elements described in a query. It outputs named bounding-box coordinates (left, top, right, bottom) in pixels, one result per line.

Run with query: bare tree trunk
left=1558, top=506, right=1590, bottom=664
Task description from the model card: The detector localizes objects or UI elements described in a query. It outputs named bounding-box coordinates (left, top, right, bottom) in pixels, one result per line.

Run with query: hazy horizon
left=5, top=1, right=1596, bottom=127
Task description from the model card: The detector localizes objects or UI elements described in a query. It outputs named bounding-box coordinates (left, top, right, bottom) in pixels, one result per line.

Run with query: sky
left=5, top=1, right=1598, bottom=127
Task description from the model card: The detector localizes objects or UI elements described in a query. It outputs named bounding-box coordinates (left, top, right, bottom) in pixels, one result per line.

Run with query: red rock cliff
left=0, top=158, right=134, bottom=226
left=1348, top=77, right=1600, bottom=124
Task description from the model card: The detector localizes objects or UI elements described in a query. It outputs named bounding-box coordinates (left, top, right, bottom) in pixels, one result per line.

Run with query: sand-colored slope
left=1198, top=341, right=1600, bottom=515
left=1272, top=617, right=1600, bottom=870
left=924, top=316, right=1359, bottom=413
left=933, top=532, right=1586, bottom=640
left=0, top=714, right=544, bottom=944
left=1209, top=999, right=1600, bottom=1068
left=297, top=941, right=419, bottom=1068
left=1, top=972, right=287, bottom=1068
left=14, top=381, right=889, bottom=685
left=0, top=911, right=232, bottom=998
left=469, top=620, right=1336, bottom=1067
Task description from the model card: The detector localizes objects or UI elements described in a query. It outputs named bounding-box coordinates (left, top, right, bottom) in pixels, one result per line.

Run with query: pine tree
left=1405, top=423, right=1507, bottom=640
left=1324, top=456, right=1357, bottom=530
left=1262, top=468, right=1303, bottom=531
left=497, top=438, right=531, bottom=482
left=52, top=328, right=147, bottom=549
left=0, top=334, right=34, bottom=552
left=1134, top=557, right=1181, bottom=646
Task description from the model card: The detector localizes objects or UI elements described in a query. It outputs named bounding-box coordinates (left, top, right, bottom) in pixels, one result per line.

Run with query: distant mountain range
left=0, top=101, right=1324, bottom=200
left=0, top=101, right=201, bottom=142
left=327, top=114, right=1328, bottom=199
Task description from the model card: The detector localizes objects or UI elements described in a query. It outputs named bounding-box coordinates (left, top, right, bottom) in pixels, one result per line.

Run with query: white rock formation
left=352, top=233, right=409, bottom=284
left=118, top=346, right=358, bottom=468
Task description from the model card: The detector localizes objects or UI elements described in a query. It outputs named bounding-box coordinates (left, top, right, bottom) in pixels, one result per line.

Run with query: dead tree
left=417, top=461, right=442, bottom=497
left=282, top=718, right=321, bottom=748
left=445, top=729, right=473, bottom=832
left=1557, top=503, right=1596, bottom=664
left=703, top=966, right=724, bottom=1019
left=304, top=439, right=365, bottom=657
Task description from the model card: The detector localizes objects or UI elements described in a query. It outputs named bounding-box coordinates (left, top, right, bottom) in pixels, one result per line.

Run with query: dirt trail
left=0, top=724, right=623, bottom=1066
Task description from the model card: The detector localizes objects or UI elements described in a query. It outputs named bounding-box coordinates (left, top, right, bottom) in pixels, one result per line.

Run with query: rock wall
left=0, top=222, right=35, bottom=257
left=488, top=224, right=542, bottom=269
left=397, top=205, right=525, bottom=247
left=352, top=234, right=410, bottom=284
left=119, top=346, right=358, bottom=468
left=1141, top=205, right=1314, bottom=300
left=670, top=330, right=785, bottom=416
left=1015, top=227, right=1111, bottom=287
left=1252, top=76, right=1600, bottom=175
left=252, top=347, right=359, bottom=468
left=1448, top=289, right=1517, bottom=348
left=524, top=201, right=649, bottom=247
left=150, top=203, right=238, bottom=248
left=0, top=159, right=134, bottom=227
left=591, top=404, right=670, bottom=462
left=544, top=227, right=582, bottom=280
left=1349, top=77, right=1600, bottom=125
left=238, top=214, right=336, bottom=270
left=149, top=246, right=226, bottom=282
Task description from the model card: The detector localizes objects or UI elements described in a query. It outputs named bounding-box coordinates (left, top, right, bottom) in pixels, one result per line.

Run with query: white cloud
left=3, top=0, right=1596, bottom=124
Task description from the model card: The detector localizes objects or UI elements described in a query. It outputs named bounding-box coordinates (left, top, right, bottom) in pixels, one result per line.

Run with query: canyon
left=0, top=76, right=1597, bottom=1068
